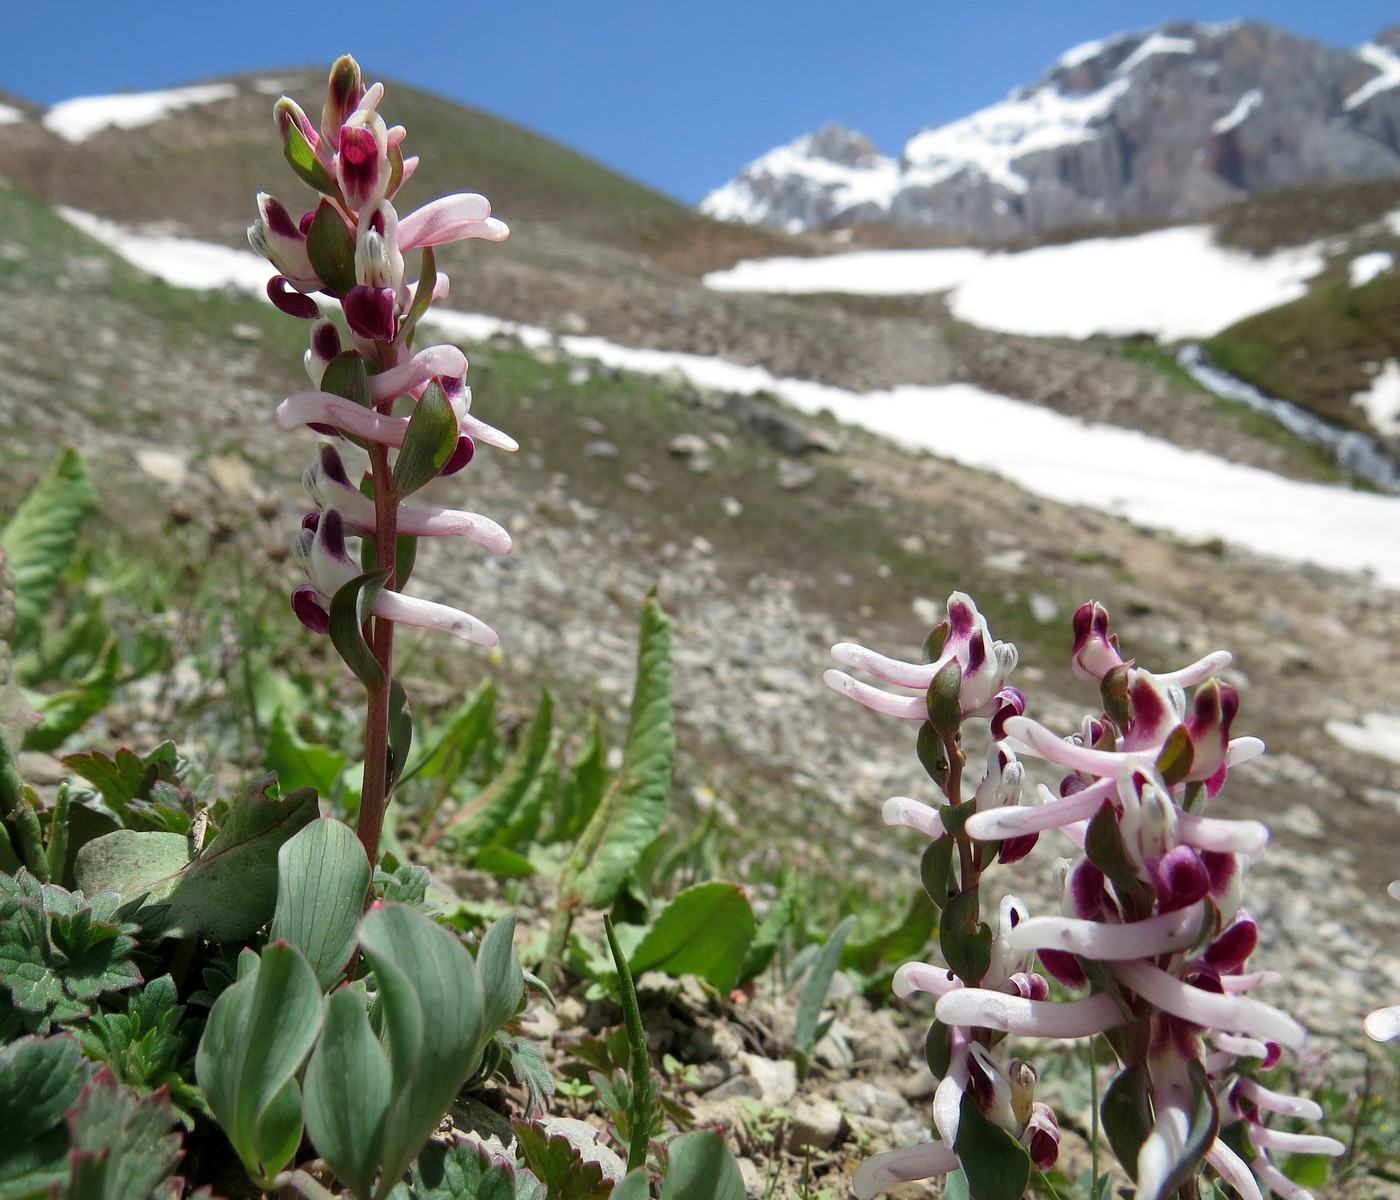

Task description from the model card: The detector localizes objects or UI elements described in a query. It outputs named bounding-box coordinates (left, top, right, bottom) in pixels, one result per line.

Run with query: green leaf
left=388, top=1139, right=536, bottom=1200
left=1156, top=725, right=1195, bottom=788
left=512, top=1121, right=612, bottom=1200
left=1, top=448, right=96, bottom=650
left=476, top=915, right=525, bottom=1037
left=738, top=872, right=800, bottom=985
left=629, top=882, right=758, bottom=994
left=388, top=680, right=413, bottom=793
left=793, top=914, right=856, bottom=1079
left=358, top=902, right=488, bottom=1199
left=25, top=641, right=120, bottom=753
left=265, top=707, right=353, bottom=804
left=939, top=888, right=993, bottom=984
left=925, top=1019, right=953, bottom=1078
left=574, top=595, right=674, bottom=908
left=954, top=1087, right=1031, bottom=1200
left=475, top=845, right=536, bottom=877
left=550, top=717, right=607, bottom=843
left=660, top=1130, right=746, bottom=1200
left=392, top=380, right=459, bottom=498
left=399, top=679, right=496, bottom=787
left=72, top=829, right=191, bottom=901
left=844, top=889, right=939, bottom=977
left=1085, top=801, right=1152, bottom=917
left=269, top=819, right=372, bottom=990
left=398, top=248, right=437, bottom=351
left=611, top=1169, right=651, bottom=1200
left=919, top=835, right=957, bottom=908
left=448, top=691, right=554, bottom=850
left=281, top=116, right=340, bottom=196
left=1101, top=1064, right=1153, bottom=1181
left=158, top=779, right=319, bottom=942
left=925, top=657, right=964, bottom=734
left=306, top=200, right=358, bottom=295
left=322, top=350, right=374, bottom=409
left=195, top=943, right=324, bottom=1186
left=65, top=1067, right=184, bottom=1200
left=0, top=1033, right=90, bottom=1195
left=0, top=549, right=41, bottom=754
left=330, top=571, right=391, bottom=689
left=304, top=987, right=392, bottom=1200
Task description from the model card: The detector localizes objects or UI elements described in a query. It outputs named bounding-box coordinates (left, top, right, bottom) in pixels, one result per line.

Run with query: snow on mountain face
left=702, top=21, right=1400, bottom=241
left=43, top=83, right=238, bottom=143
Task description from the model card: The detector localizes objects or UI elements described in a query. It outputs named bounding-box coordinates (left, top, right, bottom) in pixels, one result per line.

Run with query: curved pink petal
left=1007, top=905, right=1204, bottom=961
left=1249, top=1156, right=1312, bottom=1200
left=822, top=670, right=924, bottom=720
left=460, top=410, right=520, bottom=452
left=277, top=391, right=410, bottom=446
left=1159, top=650, right=1232, bottom=687
left=1236, top=1078, right=1321, bottom=1120
left=1177, top=811, right=1269, bottom=856
left=935, top=989, right=1126, bottom=1038
left=830, top=641, right=936, bottom=688
left=371, top=590, right=497, bottom=647
left=892, top=961, right=962, bottom=999
left=1206, top=1142, right=1263, bottom=1200
left=1003, top=715, right=1154, bottom=776
left=882, top=797, right=944, bottom=838
left=1218, top=971, right=1282, bottom=994
left=964, top=777, right=1114, bottom=840
left=1208, top=1032, right=1270, bottom=1060
left=1250, top=1126, right=1345, bottom=1156
left=852, top=1141, right=960, bottom=1199
left=399, top=193, right=509, bottom=248
left=367, top=344, right=469, bottom=403
left=1226, top=736, right=1266, bottom=765
left=1111, top=960, right=1304, bottom=1048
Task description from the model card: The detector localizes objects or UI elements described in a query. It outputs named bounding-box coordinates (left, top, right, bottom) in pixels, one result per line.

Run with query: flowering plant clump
left=827, top=595, right=1344, bottom=1200
left=250, top=54, right=515, bottom=866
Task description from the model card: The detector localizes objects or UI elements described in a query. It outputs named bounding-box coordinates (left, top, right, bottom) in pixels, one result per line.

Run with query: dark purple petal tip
left=440, top=434, right=476, bottom=476
left=291, top=585, right=330, bottom=635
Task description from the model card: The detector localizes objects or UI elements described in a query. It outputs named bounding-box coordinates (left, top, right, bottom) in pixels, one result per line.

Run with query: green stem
left=604, top=915, right=654, bottom=1172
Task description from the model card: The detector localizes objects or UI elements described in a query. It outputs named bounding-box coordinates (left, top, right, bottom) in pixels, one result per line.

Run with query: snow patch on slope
left=705, top=226, right=1323, bottom=341
left=0, top=104, right=22, bottom=127
left=1116, top=32, right=1197, bottom=74
left=44, top=83, right=237, bottom=142
left=57, top=207, right=1400, bottom=589
left=1213, top=88, right=1263, bottom=133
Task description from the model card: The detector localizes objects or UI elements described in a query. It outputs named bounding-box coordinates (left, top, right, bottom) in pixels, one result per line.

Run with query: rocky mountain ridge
left=703, top=20, right=1400, bottom=241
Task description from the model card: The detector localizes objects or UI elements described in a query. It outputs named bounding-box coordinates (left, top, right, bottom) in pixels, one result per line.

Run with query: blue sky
left=4, top=1, right=1395, bottom=204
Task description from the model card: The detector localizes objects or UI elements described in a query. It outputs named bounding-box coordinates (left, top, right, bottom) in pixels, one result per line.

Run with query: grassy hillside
left=0, top=68, right=797, bottom=276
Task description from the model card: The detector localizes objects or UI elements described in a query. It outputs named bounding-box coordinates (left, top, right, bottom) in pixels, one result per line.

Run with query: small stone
left=669, top=433, right=709, bottom=458
left=16, top=752, right=66, bottom=786
left=231, top=322, right=262, bottom=341
left=568, top=365, right=592, bottom=386
left=740, top=1053, right=797, bottom=1105
left=208, top=454, right=256, bottom=498
left=1029, top=593, right=1059, bottom=623
left=584, top=440, right=619, bottom=459
left=623, top=473, right=654, bottom=494
left=776, top=460, right=817, bottom=490
left=786, top=1098, right=844, bottom=1152
left=912, top=597, right=942, bottom=626
left=722, top=497, right=744, bottom=517
left=737, top=1156, right=764, bottom=1199
left=558, top=311, right=589, bottom=335
left=136, top=449, right=188, bottom=487
left=1278, top=804, right=1325, bottom=839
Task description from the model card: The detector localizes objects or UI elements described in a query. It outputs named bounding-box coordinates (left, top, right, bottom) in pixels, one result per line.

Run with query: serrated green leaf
left=398, top=679, right=496, bottom=787
left=392, top=380, right=459, bottom=498
left=358, top=903, right=488, bottom=1200
left=660, top=1130, right=745, bottom=1200
left=269, top=819, right=371, bottom=991
left=512, top=1121, right=612, bottom=1200
left=629, top=882, right=757, bottom=994
left=448, top=691, right=554, bottom=850
left=24, top=640, right=120, bottom=753
left=387, top=1139, right=533, bottom=1200
left=574, top=595, right=674, bottom=908
left=550, top=717, right=607, bottom=843
left=66, top=1066, right=183, bottom=1200
left=954, top=1087, right=1031, bottom=1200
left=304, top=988, right=392, bottom=1200
left=0, top=549, right=41, bottom=754
left=1, top=448, right=96, bottom=650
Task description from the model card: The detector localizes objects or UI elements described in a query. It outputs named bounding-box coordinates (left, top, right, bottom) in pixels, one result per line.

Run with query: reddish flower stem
left=356, top=440, right=398, bottom=869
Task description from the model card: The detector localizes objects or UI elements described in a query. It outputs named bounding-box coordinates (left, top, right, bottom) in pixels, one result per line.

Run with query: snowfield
left=59, top=208, right=1400, bottom=589
left=704, top=226, right=1326, bottom=341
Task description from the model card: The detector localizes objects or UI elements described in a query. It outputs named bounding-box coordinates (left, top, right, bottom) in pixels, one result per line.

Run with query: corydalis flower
left=292, top=509, right=497, bottom=646
left=825, top=592, right=1021, bottom=724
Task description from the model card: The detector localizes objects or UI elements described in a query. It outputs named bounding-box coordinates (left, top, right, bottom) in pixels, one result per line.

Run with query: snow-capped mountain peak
left=702, top=20, right=1400, bottom=242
